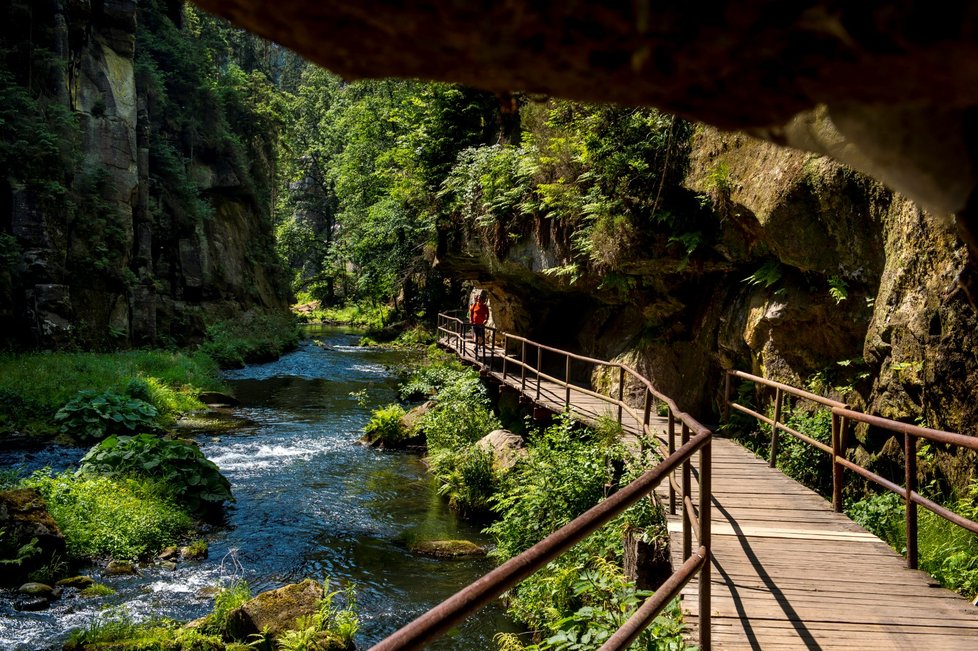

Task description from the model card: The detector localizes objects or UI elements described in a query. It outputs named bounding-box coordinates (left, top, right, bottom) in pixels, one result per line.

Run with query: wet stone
left=14, top=596, right=50, bottom=611
left=19, top=582, right=56, bottom=598
left=56, top=576, right=95, bottom=589
left=104, top=560, right=138, bottom=575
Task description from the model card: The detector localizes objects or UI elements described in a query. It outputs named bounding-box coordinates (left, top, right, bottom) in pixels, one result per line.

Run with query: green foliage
left=54, top=390, right=161, bottom=442
left=765, top=406, right=833, bottom=496
left=0, top=528, right=40, bottom=569
left=200, top=580, right=252, bottom=635
left=435, top=445, right=498, bottom=514
left=65, top=608, right=225, bottom=651
left=397, top=347, right=465, bottom=400
left=848, top=483, right=978, bottom=597
left=828, top=276, right=849, bottom=304
left=198, top=312, right=301, bottom=367
left=487, top=415, right=622, bottom=559
left=743, top=260, right=783, bottom=289
left=80, top=582, right=117, bottom=598
left=277, top=582, right=359, bottom=651
left=22, top=472, right=194, bottom=561
left=486, top=416, right=686, bottom=648
left=0, top=350, right=221, bottom=436
left=78, top=434, right=233, bottom=514
left=363, top=404, right=407, bottom=446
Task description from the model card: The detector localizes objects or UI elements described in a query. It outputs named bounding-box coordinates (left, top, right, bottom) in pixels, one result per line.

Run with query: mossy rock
left=104, top=560, right=137, bottom=575
left=225, top=579, right=323, bottom=641
left=57, top=575, right=95, bottom=589
left=409, top=539, right=486, bottom=558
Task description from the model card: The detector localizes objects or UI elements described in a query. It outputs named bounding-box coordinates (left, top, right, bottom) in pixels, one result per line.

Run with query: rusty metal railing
left=724, top=369, right=978, bottom=570
left=374, top=314, right=714, bottom=649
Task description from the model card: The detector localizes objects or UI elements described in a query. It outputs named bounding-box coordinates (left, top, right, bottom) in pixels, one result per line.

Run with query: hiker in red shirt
left=468, top=290, right=489, bottom=356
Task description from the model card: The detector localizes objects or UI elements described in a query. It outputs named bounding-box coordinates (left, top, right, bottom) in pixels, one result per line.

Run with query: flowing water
left=0, top=326, right=515, bottom=649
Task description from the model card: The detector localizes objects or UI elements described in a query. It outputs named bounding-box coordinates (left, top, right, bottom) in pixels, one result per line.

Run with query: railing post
left=682, top=423, right=691, bottom=561
left=723, top=371, right=731, bottom=421
left=617, top=366, right=625, bottom=425
left=642, top=390, right=651, bottom=438
left=769, top=388, right=783, bottom=468
left=564, top=355, right=571, bottom=408
left=520, top=341, right=527, bottom=393
left=699, top=437, right=712, bottom=651
left=536, top=345, right=542, bottom=401
left=906, top=431, right=918, bottom=569
left=668, top=411, right=676, bottom=516
left=832, top=413, right=844, bottom=513
left=490, top=327, right=496, bottom=369
left=502, top=334, right=508, bottom=380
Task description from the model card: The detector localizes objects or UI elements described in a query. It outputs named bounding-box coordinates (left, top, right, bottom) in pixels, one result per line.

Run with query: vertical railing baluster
left=832, top=413, right=843, bottom=513
left=906, top=432, right=918, bottom=569
left=617, top=366, right=625, bottom=425
left=564, top=355, right=571, bottom=408
left=723, top=370, right=731, bottom=421
left=682, top=422, right=691, bottom=561
left=536, top=345, right=542, bottom=401
left=502, top=334, right=508, bottom=380
left=669, top=411, right=676, bottom=515
left=520, top=340, right=526, bottom=393
left=770, top=388, right=783, bottom=468
left=642, top=390, right=651, bottom=438
left=699, top=437, right=712, bottom=651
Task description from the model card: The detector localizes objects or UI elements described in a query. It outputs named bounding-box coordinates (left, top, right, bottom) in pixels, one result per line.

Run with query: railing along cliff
left=724, top=369, right=978, bottom=570
left=369, top=315, right=715, bottom=650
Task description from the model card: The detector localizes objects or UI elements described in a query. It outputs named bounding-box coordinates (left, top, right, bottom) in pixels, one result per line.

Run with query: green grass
left=298, top=300, right=392, bottom=330
left=21, top=472, right=194, bottom=561
left=0, top=350, right=222, bottom=436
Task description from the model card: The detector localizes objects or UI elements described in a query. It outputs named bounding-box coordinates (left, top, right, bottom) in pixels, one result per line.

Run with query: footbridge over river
left=372, top=314, right=978, bottom=650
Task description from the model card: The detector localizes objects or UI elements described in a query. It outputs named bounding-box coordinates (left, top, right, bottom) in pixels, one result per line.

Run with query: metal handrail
left=724, top=369, right=978, bottom=570
left=374, top=314, right=714, bottom=649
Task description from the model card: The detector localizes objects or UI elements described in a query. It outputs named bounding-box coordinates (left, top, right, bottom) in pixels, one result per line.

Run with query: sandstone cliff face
left=441, top=125, right=978, bottom=437
left=0, top=0, right=288, bottom=349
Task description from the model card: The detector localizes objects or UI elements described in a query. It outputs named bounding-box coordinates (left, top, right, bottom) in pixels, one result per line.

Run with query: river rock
left=104, top=560, right=138, bottom=575
left=225, top=579, right=324, bottom=640
left=180, top=543, right=208, bottom=560
left=57, top=575, right=95, bottom=589
left=19, top=582, right=57, bottom=598
left=476, top=429, right=526, bottom=471
left=197, top=391, right=240, bottom=406
left=158, top=560, right=178, bottom=571
left=409, top=540, right=486, bottom=558
left=158, top=546, right=179, bottom=560
left=0, top=489, right=66, bottom=586
left=13, top=596, right=50, bottom=611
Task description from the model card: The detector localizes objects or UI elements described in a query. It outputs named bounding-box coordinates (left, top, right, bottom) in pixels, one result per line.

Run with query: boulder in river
left=409, top=539, right=486, bottom=558
left=13, top=596, right=50, bottom=611
left=104, top=560, right=138, bottom=576
left=19, top=582, right=58, bottom=599
left=0, top=488, right=66, bottom=586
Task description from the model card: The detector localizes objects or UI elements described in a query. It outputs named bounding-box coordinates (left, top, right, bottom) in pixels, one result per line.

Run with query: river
left=0, top=326, right=514, bottom=649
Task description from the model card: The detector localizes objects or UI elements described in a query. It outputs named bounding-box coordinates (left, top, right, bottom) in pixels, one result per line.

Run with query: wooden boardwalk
left=443, top=333, right=978, bottom=650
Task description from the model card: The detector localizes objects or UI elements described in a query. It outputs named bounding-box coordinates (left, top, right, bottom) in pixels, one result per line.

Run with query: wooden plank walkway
left=443, top=333, right=978, bottom=649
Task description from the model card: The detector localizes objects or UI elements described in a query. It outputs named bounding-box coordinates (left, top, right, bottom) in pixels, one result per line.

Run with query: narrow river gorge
left=0, top=326, right=514, bottom=649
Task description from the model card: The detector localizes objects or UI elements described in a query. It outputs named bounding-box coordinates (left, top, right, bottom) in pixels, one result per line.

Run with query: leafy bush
left=64, top=608, right=225, bottom=651
left=78, top=434, right=233, bottom=514
left=278, top=582, right=359, bottom=651
left=488, top=416, right=684, bottom=649
left=363, top=404, right=407, bottom=446
left=23, top=472, right=194, bottom=560
left=434, top=445, right=498, bottom=515
left=198, top=312, right=301, bottom=367
left=847, top=491, right=904, bottom=547
left=487, top=415, right=623, bottom=558
left=766, top=405, right=833, bottom=497
left=54, top=390, right=161, bottom=442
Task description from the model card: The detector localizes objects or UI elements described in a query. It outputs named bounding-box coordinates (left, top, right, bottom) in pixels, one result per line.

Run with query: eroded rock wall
left=0, top=1, right=288, bottom=349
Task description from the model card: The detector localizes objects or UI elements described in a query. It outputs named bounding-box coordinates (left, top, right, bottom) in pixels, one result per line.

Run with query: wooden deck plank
left=440, top=335, right=978, bottom=650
